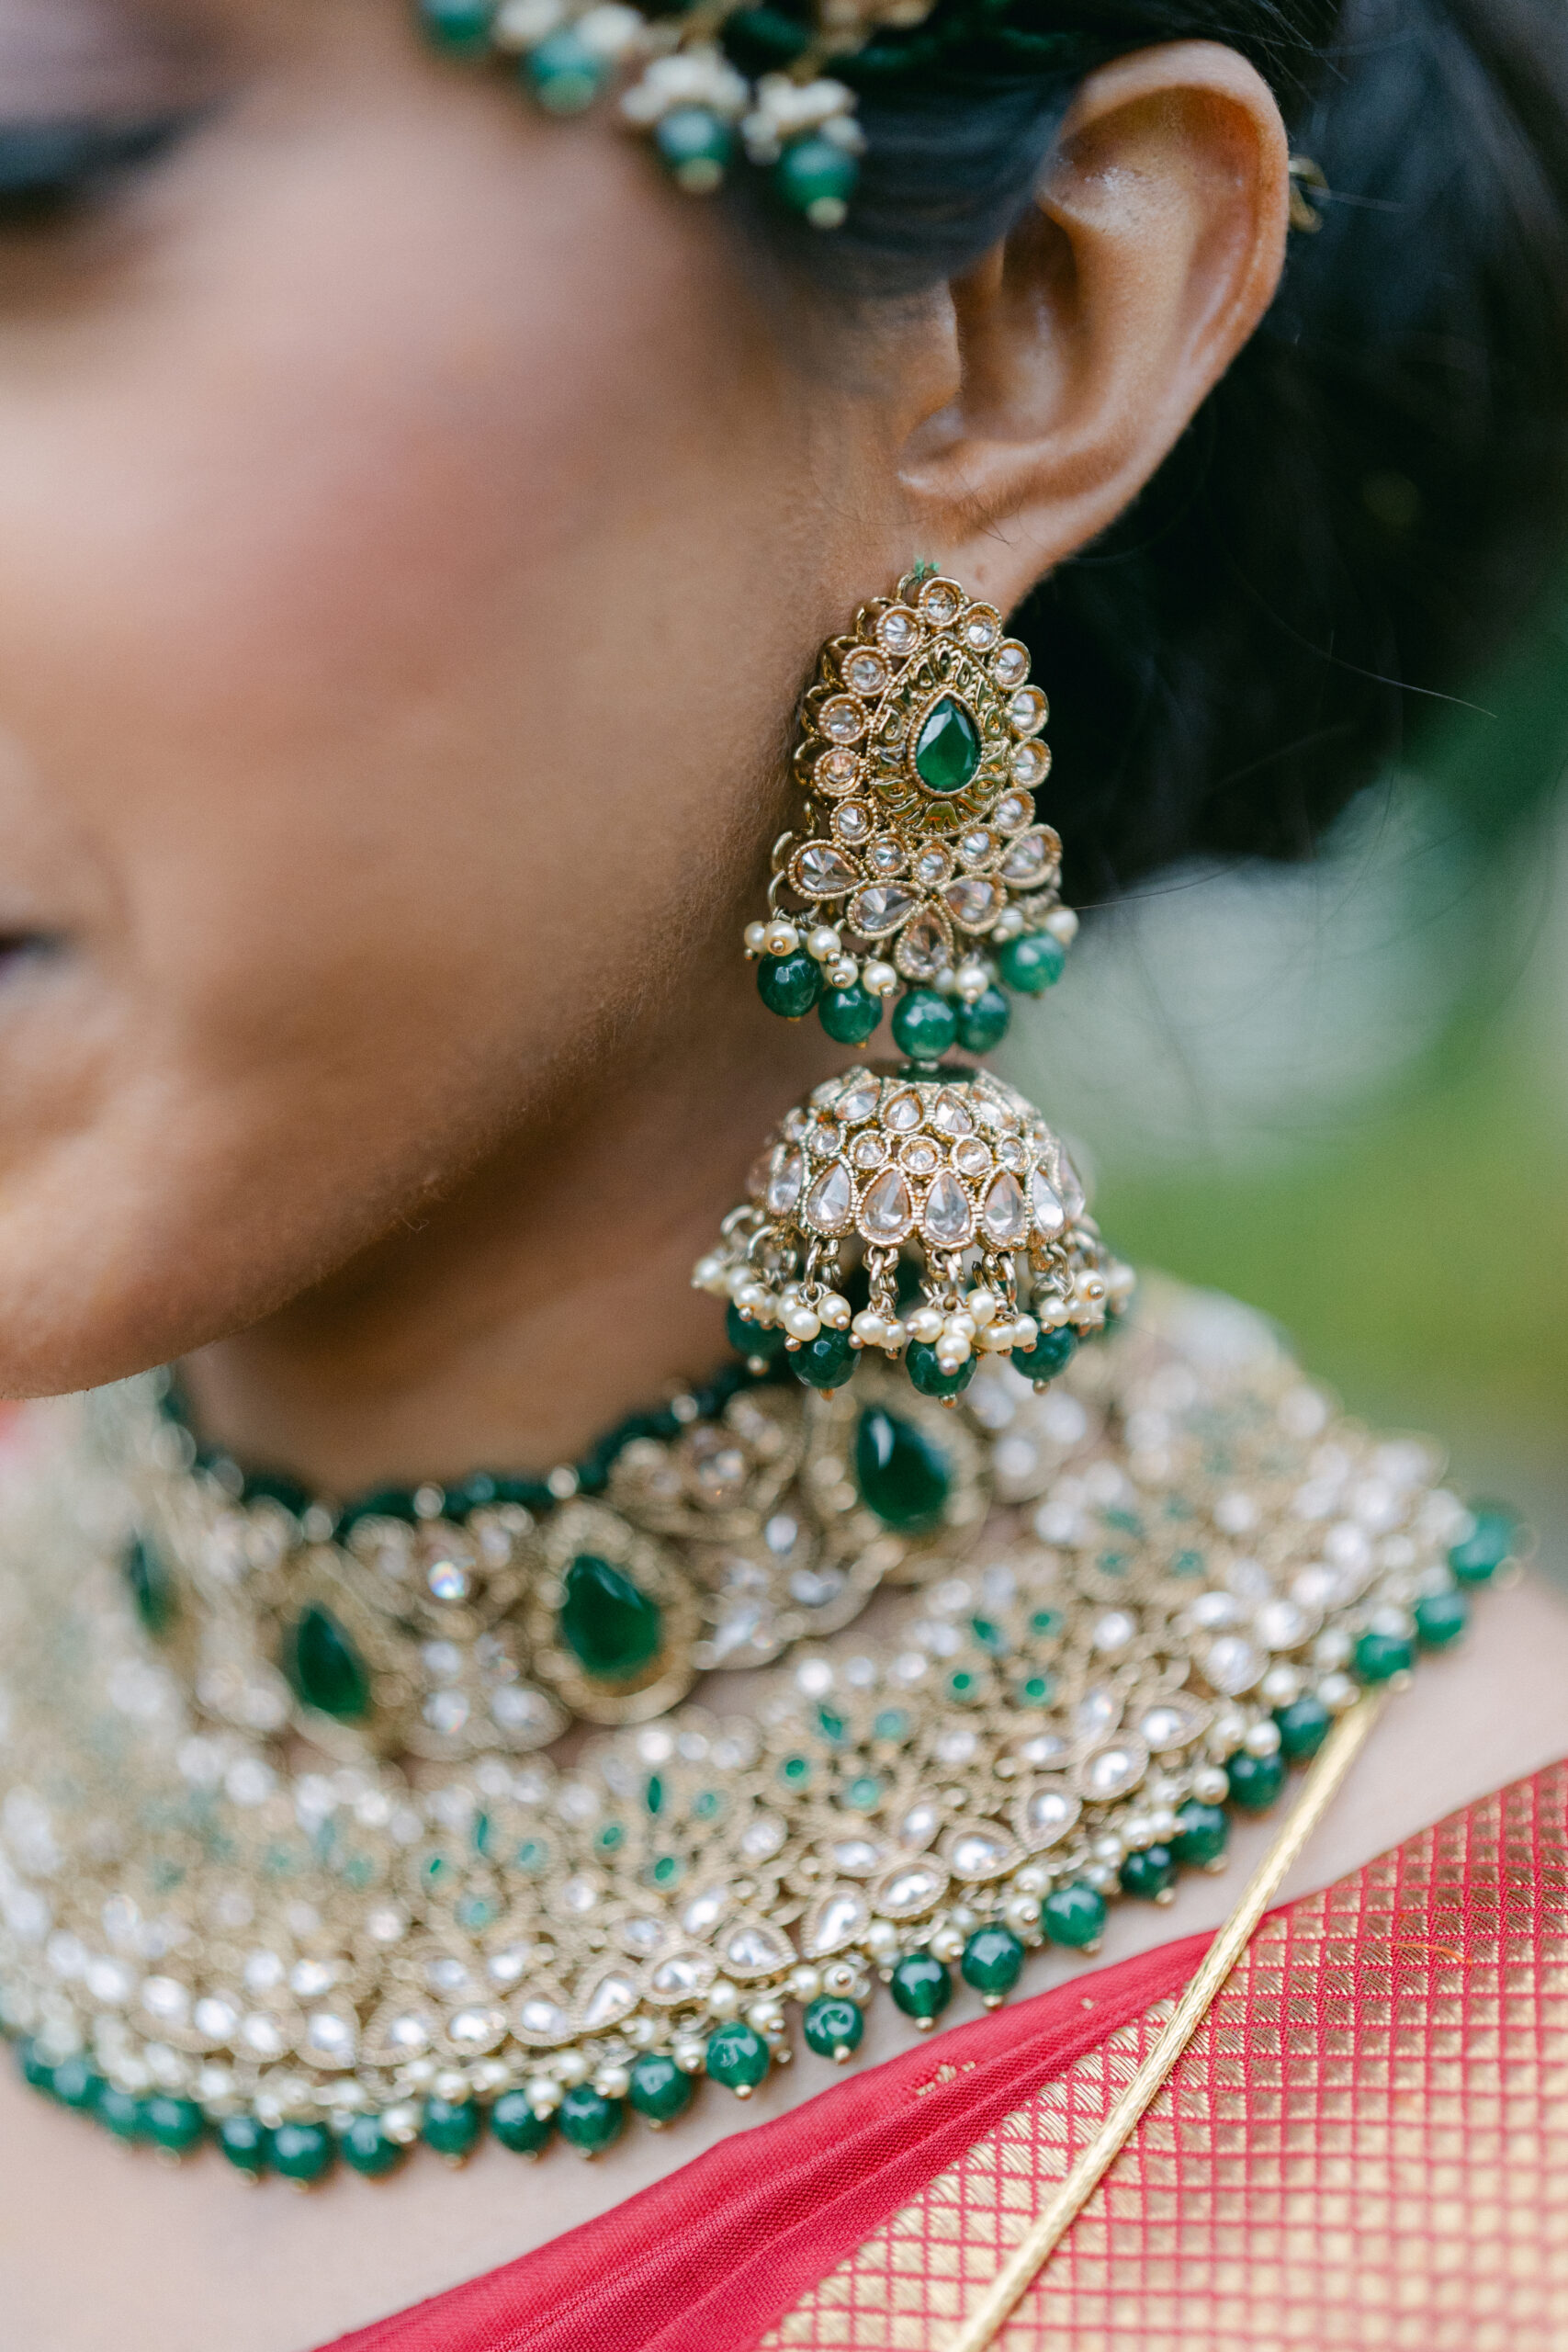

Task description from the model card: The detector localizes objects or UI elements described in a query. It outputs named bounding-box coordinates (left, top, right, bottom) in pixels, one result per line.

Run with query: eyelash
left=0, top=114, right=196, bottom=225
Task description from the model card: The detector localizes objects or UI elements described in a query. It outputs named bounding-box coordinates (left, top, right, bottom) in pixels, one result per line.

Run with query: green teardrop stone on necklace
left=283, top=1602, right=371, bottom=1723
left=853, top=1405, right=952, bottom=1532
left=558, top=1553, right=664, bottom=1683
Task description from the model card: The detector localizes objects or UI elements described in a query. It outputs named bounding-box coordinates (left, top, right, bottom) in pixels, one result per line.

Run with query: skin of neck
left=177, top=944, right=836, bottom=1497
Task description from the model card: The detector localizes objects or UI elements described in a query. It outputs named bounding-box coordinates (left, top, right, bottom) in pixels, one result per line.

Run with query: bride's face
left=0, top=0, right=916, bottom=1393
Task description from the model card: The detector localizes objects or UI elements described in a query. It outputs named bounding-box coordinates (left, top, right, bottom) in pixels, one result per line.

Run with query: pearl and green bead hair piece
left=416, top=0, right=913, bottom=227
left=694, top=1060, right=1134, bottom=1400
left=744, top=569, right=1073, bottom=1049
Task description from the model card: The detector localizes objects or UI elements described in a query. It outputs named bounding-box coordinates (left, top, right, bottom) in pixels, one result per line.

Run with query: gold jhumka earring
left=694, top=565, right=1134, bottom=1399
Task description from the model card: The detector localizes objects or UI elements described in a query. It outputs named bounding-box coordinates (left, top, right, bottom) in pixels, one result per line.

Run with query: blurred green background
left=1005, top=589, right=1568, bottom=1560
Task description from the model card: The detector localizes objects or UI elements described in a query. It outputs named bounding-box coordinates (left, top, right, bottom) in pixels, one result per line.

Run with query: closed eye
left=0, top=112, right=199, bottom=223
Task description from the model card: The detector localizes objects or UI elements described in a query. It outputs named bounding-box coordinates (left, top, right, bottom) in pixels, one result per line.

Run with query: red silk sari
left=325, top=1760, right=1568, bottom=2352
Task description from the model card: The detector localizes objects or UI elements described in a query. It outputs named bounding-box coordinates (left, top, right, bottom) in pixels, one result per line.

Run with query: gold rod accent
left=945, top=1690, right=1387, bottom=2352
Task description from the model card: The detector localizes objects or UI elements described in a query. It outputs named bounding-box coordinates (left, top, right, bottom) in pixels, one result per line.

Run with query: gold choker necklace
left=0, top=1281, right=1516, bottom=2183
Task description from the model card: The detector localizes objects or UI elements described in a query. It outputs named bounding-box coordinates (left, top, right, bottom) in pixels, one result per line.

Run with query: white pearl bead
left=744, top=921, right=768, bottom=955
left=965, top=1289, right=999, bottom=1329
left=852, top=1309, right=887, bottom=1347
left=554, top=2050, right=589, bottom=2086
left=865, top=1920, right=899, bottom=1962
left=706, top=1978, right=740, bottom=2018
left=930, top=1924, right=964, bottom=1962
left=1011, top=1314, right=1038, bottom=1349
left=764, top=919, right=800, bottom=958
left=594, top=2065, right=631, bottom=2099
left=1260, top=1665, right=1301, bottom=1706
left=936, top=1335, right=971, bottom=1370
left=1191, top=1764, right=1229, bottom=1804
left=992, top=907, right=1024, bottom=940
left=945, top=1311, right=976, bottom=1341
left=1043, top=907, right=1079, bottom=944
left=955, top=959, right=989, bottom=1001
left=807, top=925, right=842, bottom=961
left=1245, top=1721, right=1281, bottom=1758
left=827, top=958, right=859, bottom=990
left=524, top=2077, right=561, bottom=2114
left=907, top=1306, right=944, bottom=1343
left=818, top=1292, right=852, bottom=1329
left=783, top=1303, right=822, bottom=1340
left=693, top=1254, right=729, bottom=1295
left=672, top=2039, right=706, bottom=2074
left=1318, top=1671, right=1357, bottom=1712
left=863, top=960, right=898, bottom=996
left=788, top=1964, right=823, bottom=2002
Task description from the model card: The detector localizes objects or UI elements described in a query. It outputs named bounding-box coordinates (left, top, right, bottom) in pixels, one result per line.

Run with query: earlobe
left=898, top=40, right=1291, bottom=612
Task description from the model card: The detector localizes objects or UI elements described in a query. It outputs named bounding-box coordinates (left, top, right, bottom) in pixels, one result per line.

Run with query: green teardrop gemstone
left=913, top=695, right=982, bottom=795
left=124, top=1535, right=177, bottom=1637
left=283, top=1603, right=371, bottom=1722
left=559, top=1554, right=663, bottom=1683
left=854, top=1407, right=952, bottom=1532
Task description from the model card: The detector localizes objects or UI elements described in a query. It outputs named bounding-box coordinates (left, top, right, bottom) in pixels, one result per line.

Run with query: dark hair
left=742, top=0, right=1568, bottom=896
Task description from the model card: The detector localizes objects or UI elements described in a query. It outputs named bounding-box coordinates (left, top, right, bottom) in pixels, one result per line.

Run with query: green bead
left=905, top=1340, right=976, bottom=1400
left=1225, top=1749, right=1286, bottom=1811
left=1042, top=1883, right=1105, bottom=1949
left=144, top=2096, right=206, bottom=2157
left=790, top=1328, right=857, bottom=1392
left=773, top=135, right=858, bottom=229
left=706, top=2019, right=771, bottom=2093
left=956, top=987, right=1010, bottom=1053
left=997, top=933, right=1066, bottom=995
left=1355, top=1627, right=1415, bottom=1681
left=912, top=695, right=983, bottom=795
left=1274, top=1694, right=1332, bottom=1761
left=558, top=2084, right=625, bottom=2152
left=890, top=1951, right=953, bottom=2021
left=1170, top=1799, right=1228, bottom=1867
left=757, top=950, right=821, bottom=1020
left=1012, top=1326, right=1077, bottom=1384
left=803, top=1996, right=864, bottom=2061
left=727, top=1302, right=787, bottom=1361
left=891, top=990, right=958, bottom=1060
left=629, top=2051, right=695, bottom=2123
left=1119, top=1843, right=1176, bottom=1901
left=282, top=1602, right=371, bottom=1722
left=654, top=105, right=734, bottom=193
left=97, top=2086, right=149, bottom=2143
left=342, top=2115, right=405, bottom=2178
left=49, top=2054, right=103, bottom=2113
left=423, top=2095, right=482, bottom=2161
left=272, top=2120, right=335, bottom=2183
left=17, top=2040, right=55, bottom=2095
left=1416, top=1588, right=1469, bottom=1647
left=124, top=1535, right=177, bottom=1637
left=491, top=2089, right=556, bottom=2154
left=854, top=1405, right=952, bottom=1532
left=1449, top=1504, right=1517, bottom=1585
left=217, top=2115, right=273, bottom=2177
left=961, top=1926, right=1025, bottom=1998
left=818, top=983, right=882, bottom=1046
left=523, top=28, right=608, bottom=112
left=559, top=1553, right=664, bottom=1683
left=419, top=0, right=493, bottom=57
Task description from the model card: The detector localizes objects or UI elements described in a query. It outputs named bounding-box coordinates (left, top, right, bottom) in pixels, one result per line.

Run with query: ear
left=896, top=40, right=1292, bottom=608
